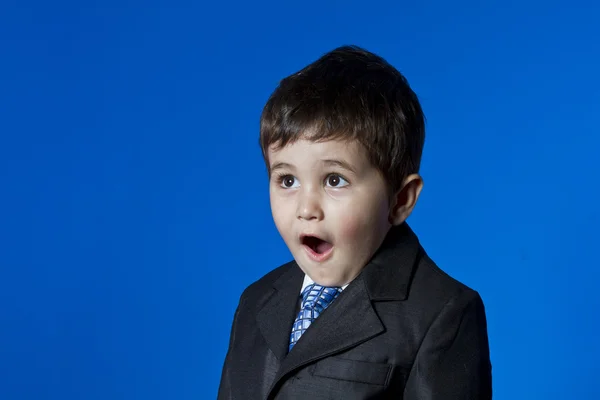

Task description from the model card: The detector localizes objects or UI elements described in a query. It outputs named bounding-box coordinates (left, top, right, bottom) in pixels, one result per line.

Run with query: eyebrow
left=321, top=159, right=356, bottom=174
left=269, top=159, right=357, bottom=175
left=269, top=162, right=295, bottom=174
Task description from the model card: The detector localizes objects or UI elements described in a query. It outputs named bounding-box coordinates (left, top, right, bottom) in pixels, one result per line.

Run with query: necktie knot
left=301, top=283, right=342, bottom=311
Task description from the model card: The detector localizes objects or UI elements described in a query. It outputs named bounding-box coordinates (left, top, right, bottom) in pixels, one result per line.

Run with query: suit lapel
left=270, top=275, right=384, bottom=390
left=256, top=263, right=304, bottom=362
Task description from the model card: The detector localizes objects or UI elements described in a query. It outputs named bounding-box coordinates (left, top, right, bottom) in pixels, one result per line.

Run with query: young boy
left=218, top=46, right=492, bottom=399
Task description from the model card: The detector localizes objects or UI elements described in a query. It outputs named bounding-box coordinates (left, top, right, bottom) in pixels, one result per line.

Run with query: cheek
left=270, top=194, right=293, bottom=233
left=334, top=198, right=389, bottom=242
left=336, top=211, right=371, bottom=241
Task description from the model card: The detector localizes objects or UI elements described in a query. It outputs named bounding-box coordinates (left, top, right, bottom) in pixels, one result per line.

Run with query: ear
left=388, top=174, right=424, bottom=226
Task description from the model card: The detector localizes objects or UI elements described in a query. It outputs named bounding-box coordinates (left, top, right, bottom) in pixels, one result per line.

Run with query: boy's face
left=268, top=138, right=394, bottom=287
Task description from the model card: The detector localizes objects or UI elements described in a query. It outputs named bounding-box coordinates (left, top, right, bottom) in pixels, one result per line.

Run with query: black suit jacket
left=218, top=223, right=492, bottom=399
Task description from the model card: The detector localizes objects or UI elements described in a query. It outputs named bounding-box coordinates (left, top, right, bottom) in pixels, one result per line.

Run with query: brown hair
left=259, top=45, right=425, bottom=193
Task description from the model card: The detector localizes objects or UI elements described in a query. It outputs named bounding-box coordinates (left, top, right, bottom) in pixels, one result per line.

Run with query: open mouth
left=301, top=235, right=333, bottom=257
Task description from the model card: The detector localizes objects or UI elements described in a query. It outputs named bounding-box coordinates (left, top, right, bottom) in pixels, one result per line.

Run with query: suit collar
left=360, top=222, right=421, bottom=301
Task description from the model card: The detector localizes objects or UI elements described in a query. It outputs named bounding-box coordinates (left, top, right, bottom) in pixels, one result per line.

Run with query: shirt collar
left=300, top=274, right=349, bottom=294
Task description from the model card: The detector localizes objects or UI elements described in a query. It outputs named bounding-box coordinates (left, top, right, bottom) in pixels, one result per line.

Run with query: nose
left=296, top=189, right=324, bottom=221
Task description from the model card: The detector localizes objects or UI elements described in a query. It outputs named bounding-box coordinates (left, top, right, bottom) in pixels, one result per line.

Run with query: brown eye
left=326, top=174, right=348, bottom=187
left=280, top=175, right=298, bottom=188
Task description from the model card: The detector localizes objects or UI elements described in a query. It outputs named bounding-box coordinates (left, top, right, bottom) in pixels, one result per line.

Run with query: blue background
left=1, top=0, right=599, bottom=398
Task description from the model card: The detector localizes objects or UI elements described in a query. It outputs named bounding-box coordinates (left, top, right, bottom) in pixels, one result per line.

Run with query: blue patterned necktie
left=289, top=283, right=342, bottom=351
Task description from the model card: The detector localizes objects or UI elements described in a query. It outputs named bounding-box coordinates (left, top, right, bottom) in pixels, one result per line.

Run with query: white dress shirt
left=299, top=274, right=350, bottom=294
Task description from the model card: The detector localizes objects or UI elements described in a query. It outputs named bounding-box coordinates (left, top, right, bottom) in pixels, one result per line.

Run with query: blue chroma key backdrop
left=1, top=0, right=599, bottom=399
